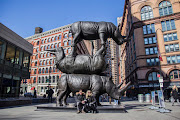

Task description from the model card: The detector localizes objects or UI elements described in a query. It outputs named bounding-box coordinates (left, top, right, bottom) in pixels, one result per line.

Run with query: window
left=41, top=46, right=44, bottom=51
left=48, top=38, right=51, bottom=42
left=49, top=67, right=52, bottom=73
left=44, top=45, right=46, bottom=50
left=52, top=37, right=54, bottom=42
left=48, top=45, right=50, bottom=49
left=43, top=60, right=46, bottom=65
left=51, top=44, right=54, bottom=49
left=68, top=48, right=71, bottom=53
left=53, top=67, right=56, bottom=72
left=38, top=77, right=41, bottom=83
left=145, top=47, right=157, bottom=55
left=68, top=40, right=71, bottom=45
left=47, top=59, right=49, bottom=65
left=69, top=33, right=72, bottom=37
left=64, top=48, right=67, bottom=54
left=148, top=72, right=159, bottom=81
left=50, top=59, right=53, bottom=65
left=147, top=58, right=159, bottom=66
left=39, top=68, right=41, bottom=74
left=64, top=41, right=67, bottom=46
left=55, top=36, right=58, bottom=41
left=34, top=69, right=36, bottom=74
left=44, top=53, right=46, bottom=58
left=47, top=53, right=50, bottom=57
left=144, top=36, right=156, bottom=45
left=41, top=40, right=44, bottom=44
left=159, top=1, right=173, bottom=16
left=59, top=35, right=61, bottom=40
left=169, top=70, right=180, bottom=80
left=55, top=43, right=57, bottom=48
left=33, top=77, right=36, bottom=83
left=45, top=68, right=48, bottom=73
left=37, top=41, right=39, bottom=45
left=40, top=61, right=42, bottom=66
left=45, top=39, right=47, bottom=43
left=42, top=77, right=44, bottom=83
left=166, top=55, right=180, bottom=64
left=161, top=19, right=176, bottom=31
left=35, top=61, right=37, bottom=66
left=143, top=24, right=155, bottom=35
left=64, top=33, right=67, bottom=38
left=58, top=42, right=61, bottom=47
left=141, top=6, right=153, bottom=20
left=163, top=33, right=178, bottom=42
left=165, top=43, right=179, bottom=52
left=53, top=76, right=55, bottom=83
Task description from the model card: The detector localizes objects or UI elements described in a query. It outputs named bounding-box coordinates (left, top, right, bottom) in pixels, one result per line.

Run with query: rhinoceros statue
left=68, top=21, right=129, bottom=56
left=56, top=74, right=131, bottom=106
left=47, top=45, right=106, bottom=74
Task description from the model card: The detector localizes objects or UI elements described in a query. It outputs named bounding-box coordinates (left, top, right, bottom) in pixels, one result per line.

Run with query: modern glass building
left=0, top=23, right=33, bottom=98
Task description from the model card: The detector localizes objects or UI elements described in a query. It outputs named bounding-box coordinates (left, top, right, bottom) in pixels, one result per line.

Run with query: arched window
left=35, top=61, right=37, bottom=66
left=41, top=46, right=44, bottom=51
left=43, top=60, right=46, bottom=65
left=40, top=61, right=42, bottom=66
left=169, top=70, right=180, bottom=80
left=38, top=77, right=41, bottom=83
left=42, top=77, right=44, bottom=83
left=52, top=37, right=54, bottom=42
left=53, top=67, right=56, bottom=72
left=148, top=71, right=160, bottom=81
left=49, top=67, right=52, bottom=73
left=41, top=40, right=44, bottom=44
left=37, top=41, right=39, bottom=45
left=141, top=6, right=153, bottom=20
left=45, top=39, right=47, bottom=43
left=68, top=40, right=71, bottom=45
left=34, top=69, right=36, bottom=74
left=48, top=38, right=51, bottom=42
left=44, top=45, right=46, bottom=50
left=39, top=68, right=41, bottom=74
left=48, top=45, right=50, bottom=49
left=41, top=53, right=43, bottom=58
left=58, top=42, right=61, bottom=47
left=42, top=68, right=45, bottom=73
left=59, top=35, right=61, bottom=40
left=45, top=76, right=48, bottom=83
left=55, top=36, right=58, bottom=41
left=64, top=48, right=67, bottom=53
left=35, top=54, right=38, bottom=59
left=36, top=48, right=39, bottom=52
left=64, top=41, right=67, bottom=46
left=51, top=44, right=54, bottom=49
left=47, top=52, right=50, bottom=57
left=44, top=53, right=46, bottom=58
left=45, top=68, right=48, bottom=73
left=55, top=43, right=57, bottom=48
left=47, top=59, right=49, bottom=65
left=68, top=48, right=71, bottom=53
left=50, top=59, right=53, bottom=64
left=53, top=76, right=55, bottom=83
left=159, top=1, right=173, bottom=16
left=64, top=33, right=68, bottom=38
left=69, top=33, right=72, bottom=37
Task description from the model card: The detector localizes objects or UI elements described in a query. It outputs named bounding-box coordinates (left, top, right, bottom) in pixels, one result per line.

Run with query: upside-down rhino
left=56, top=74, right=131, bottom=106
left=47, top=45, right=107, bottom=74
left=68, top=21, right=129, bottom=56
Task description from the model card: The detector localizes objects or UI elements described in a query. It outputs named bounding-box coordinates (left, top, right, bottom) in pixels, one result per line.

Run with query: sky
left=0, top=0, right=125, bottom=38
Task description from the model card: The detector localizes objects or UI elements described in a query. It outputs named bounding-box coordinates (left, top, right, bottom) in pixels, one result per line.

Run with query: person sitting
left=75, top=89, right=86, bottom=114
left=84, top=90, right=98, bottom=113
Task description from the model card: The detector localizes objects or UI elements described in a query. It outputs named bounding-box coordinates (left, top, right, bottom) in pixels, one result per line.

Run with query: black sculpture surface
left=49, top=21, right=131, bottom=106
left=57, top=74, right=131, bottom=106
left=68, top=21, right=129, bottom=56
left=47, top=45, right=106, bottom=74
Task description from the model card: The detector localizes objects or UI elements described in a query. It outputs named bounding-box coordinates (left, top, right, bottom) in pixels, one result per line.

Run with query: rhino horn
left=46, top=48, right=57, bottom=55
left=118, top=81, right=131, bottom=95
left=116, top=80, right=124, bottom=89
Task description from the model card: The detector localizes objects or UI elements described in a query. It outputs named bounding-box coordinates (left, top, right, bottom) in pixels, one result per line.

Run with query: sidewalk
left=0, top=98, right=179, bottom=120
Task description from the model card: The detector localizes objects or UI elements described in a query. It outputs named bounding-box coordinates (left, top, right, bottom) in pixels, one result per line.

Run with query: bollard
left=145, top=94, right=151, bottom=103
left=138, top=94, right=144, bottom=103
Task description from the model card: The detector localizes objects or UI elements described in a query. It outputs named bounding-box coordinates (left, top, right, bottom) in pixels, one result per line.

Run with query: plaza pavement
left=0, top=99, right=180, bottom=120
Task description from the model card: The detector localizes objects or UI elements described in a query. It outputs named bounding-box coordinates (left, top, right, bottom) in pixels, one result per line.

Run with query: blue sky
left=0, top=0, right=125, bottom=38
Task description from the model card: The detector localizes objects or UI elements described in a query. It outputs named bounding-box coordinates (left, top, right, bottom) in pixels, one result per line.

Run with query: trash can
left=145, top=94, right=151, bottom=103
left=138, top=94, right=144, bottom=103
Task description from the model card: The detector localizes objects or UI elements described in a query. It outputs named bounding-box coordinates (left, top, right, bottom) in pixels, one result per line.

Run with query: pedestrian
left=84, top=90, right=98, bottom=113
left=114, top=99, right=118, bottom=105
left=171, top=85, right=180, bottom=106
left=34, top=89, right=37, bottom=98
left=75, top=89, right=86, bottom=114
left=48, top=88, right=54, bottom=103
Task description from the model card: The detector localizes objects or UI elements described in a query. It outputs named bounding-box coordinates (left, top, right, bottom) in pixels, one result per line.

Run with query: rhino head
left=113, top=27, right=130, bottom=45
left=105, top=77, right=131, bottom=100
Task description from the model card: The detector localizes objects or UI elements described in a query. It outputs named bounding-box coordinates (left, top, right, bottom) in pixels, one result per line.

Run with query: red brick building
left=21, top=24, right=91, bottom=96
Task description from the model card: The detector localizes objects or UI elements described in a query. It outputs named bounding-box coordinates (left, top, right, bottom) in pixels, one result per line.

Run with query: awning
left=30, top=87, right=35, bottom=90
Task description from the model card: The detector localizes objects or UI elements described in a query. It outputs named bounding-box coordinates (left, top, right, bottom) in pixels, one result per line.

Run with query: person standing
left=171, top=85, right=180, bottom=106
left=75, top=89, right=86, bottom=114
left=34, top=89, right=37, bottom=98
left=48, top=88, right=54, bottom=103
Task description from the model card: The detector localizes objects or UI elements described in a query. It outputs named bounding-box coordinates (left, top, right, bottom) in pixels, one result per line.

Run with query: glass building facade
left=0, top=23, right=32, bottom=98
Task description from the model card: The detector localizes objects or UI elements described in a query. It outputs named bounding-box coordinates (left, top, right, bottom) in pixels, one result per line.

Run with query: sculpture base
left=36, top=103, right=126, bottom=113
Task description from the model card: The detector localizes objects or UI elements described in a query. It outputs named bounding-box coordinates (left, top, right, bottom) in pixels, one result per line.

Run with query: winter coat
left=75, top=93, right=86, bottom=102
left=172, top=90, right=179, bottom=100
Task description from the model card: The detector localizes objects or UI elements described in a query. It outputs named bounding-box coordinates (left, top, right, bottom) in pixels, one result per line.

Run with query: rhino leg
left=94, top=45, right=105, bottom=56
left=70, top=33, right=81, bottom=57
left=62, top=90, right=71, bottom=105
